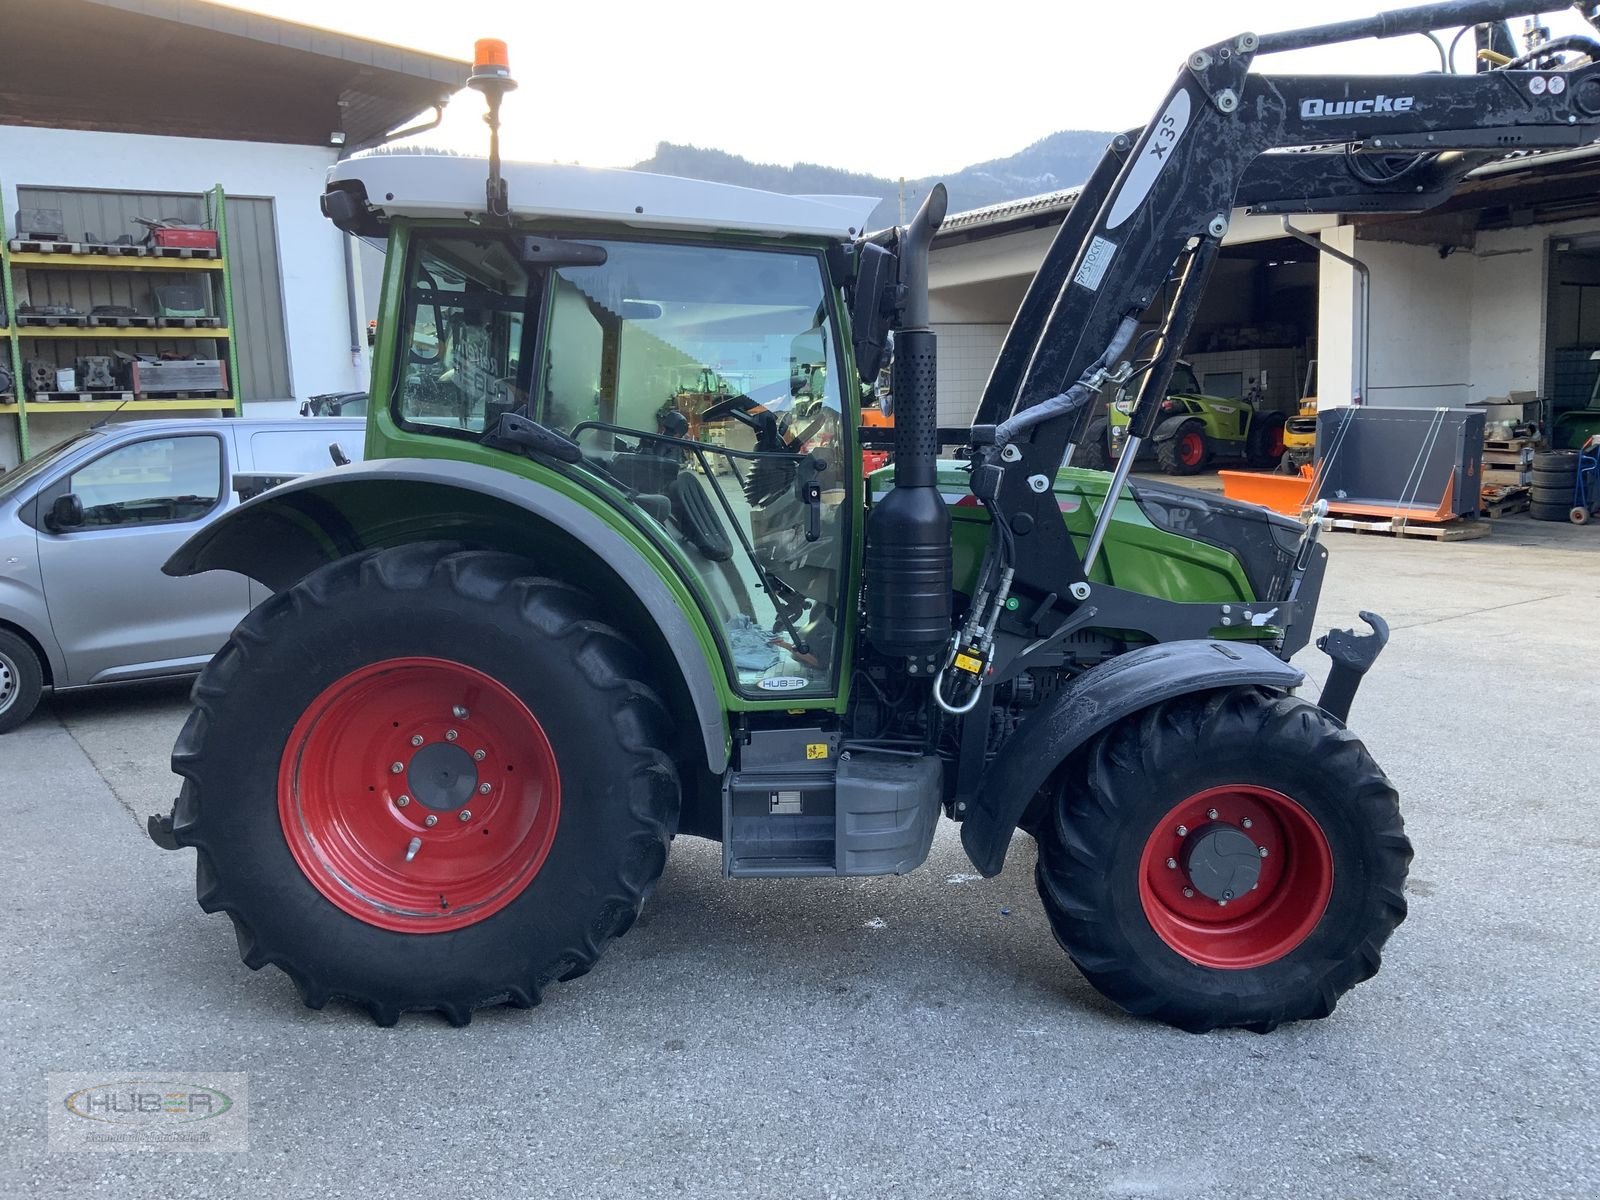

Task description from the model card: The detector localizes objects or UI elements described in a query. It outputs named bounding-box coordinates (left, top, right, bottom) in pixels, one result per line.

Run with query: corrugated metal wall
left=15, top=186, right=291, bottom=399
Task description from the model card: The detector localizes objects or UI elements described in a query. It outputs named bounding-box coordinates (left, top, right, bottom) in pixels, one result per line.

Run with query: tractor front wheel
left=1246, top=412, right=1288, bottom=468
left=1156, top=421, right=1208, bottom=475
left=167, top=543, right=680, bottom=1025
left=1035, top=687, right=1410, bottom=1032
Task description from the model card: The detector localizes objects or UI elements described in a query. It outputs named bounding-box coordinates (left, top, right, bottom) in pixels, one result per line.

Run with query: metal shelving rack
left=1, top=182, right=244, bottom=459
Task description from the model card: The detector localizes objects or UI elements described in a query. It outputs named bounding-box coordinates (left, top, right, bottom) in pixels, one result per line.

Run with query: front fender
left=960, top=639, right=1303, bottom=877
left=166, top=458, right=731, bottom=772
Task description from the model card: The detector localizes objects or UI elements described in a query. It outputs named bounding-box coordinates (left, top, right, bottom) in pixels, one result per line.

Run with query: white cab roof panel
left=329, top=154, right=878, bottom=239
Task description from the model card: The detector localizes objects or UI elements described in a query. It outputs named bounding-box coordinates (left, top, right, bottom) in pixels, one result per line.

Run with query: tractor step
left=722, top=728, right=941, bottom=878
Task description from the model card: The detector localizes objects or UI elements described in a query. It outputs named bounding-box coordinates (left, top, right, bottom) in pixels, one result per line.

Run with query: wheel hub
left=407, top=742, right=479, bottom=811
left=1182, top=823, right=1262, bottom=901
left=1137, top=783, right=1334, bottom=969
left=278, top=657, right=561, bottom=934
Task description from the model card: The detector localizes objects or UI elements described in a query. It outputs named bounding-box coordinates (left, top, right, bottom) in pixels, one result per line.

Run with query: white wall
left=1, top=124, right=367, bottom=411
left=1314, top=216, right=1600, bottom=414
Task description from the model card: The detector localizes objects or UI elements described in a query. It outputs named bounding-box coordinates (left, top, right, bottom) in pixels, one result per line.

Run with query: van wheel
left=0, top=630, right=45, bottom=734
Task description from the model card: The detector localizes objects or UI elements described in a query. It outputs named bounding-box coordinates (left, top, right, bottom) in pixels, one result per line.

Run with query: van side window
left=67, top=437, right=222, bottom=527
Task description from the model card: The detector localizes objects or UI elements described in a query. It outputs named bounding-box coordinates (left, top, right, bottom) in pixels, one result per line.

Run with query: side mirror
left=47, top=493, right=84, bottom=531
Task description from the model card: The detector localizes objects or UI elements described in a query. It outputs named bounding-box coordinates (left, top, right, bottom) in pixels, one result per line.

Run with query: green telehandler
left=151, top=1, right=1600, bottom=1031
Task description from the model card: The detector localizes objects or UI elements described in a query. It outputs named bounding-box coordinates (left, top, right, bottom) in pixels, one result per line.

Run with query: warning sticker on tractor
left=805, top=743, right=829, bottom=760
left=1074, top=236, right=1117, bottom=292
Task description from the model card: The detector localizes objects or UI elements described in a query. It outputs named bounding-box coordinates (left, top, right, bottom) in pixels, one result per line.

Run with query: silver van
left=0, top=417, right=365, bottom=732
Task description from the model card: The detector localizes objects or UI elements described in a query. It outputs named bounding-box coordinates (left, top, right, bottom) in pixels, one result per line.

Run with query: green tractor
left=1087, top=361, right=1287, bottom=476
left=150, top=3, right=1600, bottom=1031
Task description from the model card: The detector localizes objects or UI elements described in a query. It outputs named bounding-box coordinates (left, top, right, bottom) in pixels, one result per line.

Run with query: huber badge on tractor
left=152, top=3, right=1597, bottom=1031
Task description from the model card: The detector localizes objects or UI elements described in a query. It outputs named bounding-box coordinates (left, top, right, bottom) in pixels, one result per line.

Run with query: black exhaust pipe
left=866, top=185, right=951, bottom=661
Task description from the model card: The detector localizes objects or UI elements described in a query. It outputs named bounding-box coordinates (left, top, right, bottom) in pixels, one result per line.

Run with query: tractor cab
left=325, top=154, right=878, bottom=697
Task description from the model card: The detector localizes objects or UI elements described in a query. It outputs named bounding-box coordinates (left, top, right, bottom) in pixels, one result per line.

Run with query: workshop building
left=929, top=147, right=1600, bottom=445
left=0, top=0, right=463, bottom=467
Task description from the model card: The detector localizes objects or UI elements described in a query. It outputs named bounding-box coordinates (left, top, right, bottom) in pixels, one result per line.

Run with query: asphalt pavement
left=1, top=514, right=1597, bottom=1199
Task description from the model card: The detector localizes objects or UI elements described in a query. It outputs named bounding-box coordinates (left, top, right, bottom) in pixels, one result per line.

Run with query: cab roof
left=328, top=154, right=879, bottom=240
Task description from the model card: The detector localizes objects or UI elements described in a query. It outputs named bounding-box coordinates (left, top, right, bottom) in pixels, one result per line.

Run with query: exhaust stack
left=865, top=185, right=952, bottom=661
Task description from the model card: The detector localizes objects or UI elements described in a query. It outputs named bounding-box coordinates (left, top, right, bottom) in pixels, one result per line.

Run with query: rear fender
left=165, top=458, right=731, bottom=772
left=960, top=640, right=1303, bottom=877
left=1151, top=413, right=1196, bottom=443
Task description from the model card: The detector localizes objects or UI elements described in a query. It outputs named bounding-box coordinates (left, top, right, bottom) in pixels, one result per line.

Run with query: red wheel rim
left=1138, top=785, right=1333, bottom=969
left=1267, top=424, right=1285, bottom=458
left=1178, top=431, right=1205, bottom=466
left=278, top=657, right=560, bottom=933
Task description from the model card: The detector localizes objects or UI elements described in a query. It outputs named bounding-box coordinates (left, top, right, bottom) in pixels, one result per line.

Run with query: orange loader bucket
left=1218, top=467, right=1313, bottom=517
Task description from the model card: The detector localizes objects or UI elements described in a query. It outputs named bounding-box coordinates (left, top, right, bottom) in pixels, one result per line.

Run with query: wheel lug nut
left=478, top=782, right=492, bottom=795
left=424, top=814, right=438, bottom=828
left=411, top=734, right=424, bottom=747
left=1182, top=887, right=1195, bottom=898
left=1207, top=808, right=1219, bottom=820
left=473, top=749, right=486, bottom=762
left=1176, top=825, right=1188, bottom=837
left=1259, top=847, right=1269, bottom=858
left=390, top=761, right=405, bottom=774
left=453, top=706, right=469, bottom=720
left=396, top=795, right=410, bottom=808
left=458, top=809, right=472, bottom=822
left=445, top=729, right=458, bottom=742
left=1241, top=817, right=1253, bottom=829
left=1165, top=857, right=1178, bottom=869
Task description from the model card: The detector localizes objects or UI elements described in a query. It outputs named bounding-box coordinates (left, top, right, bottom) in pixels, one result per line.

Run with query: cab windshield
left=394, top=232, right=851, bottom=698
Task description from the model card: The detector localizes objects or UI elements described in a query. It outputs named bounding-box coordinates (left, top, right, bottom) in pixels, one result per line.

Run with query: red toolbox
left=151, top=227, right=219, bottom=250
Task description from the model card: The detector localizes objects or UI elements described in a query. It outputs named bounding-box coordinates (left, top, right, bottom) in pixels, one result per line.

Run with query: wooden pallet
left=144, top=244, right=219, bottom=259
left=154, top=316, right=222, bottom=328
left=88, top=313, right=158, bottom=327
left=1328, top=515, right=1492, bottom=541
left=1481, top=487, right=1531, bottom=518
left=30, top=391, right=135, bottom=403
left=16, top=313, right=88, bottom=326
left=137, top=388, right=228, bottom=400
left=83, top=243, right=145, bottom=256
left=7, top=238, right=82, bottom=254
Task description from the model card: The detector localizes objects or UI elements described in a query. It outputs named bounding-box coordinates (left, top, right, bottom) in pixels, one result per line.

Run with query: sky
left=223, top=0, right=1597, bottom=178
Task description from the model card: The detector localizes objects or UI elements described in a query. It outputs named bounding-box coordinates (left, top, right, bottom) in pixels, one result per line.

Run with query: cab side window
left=66, top=436, right=222, bottom=527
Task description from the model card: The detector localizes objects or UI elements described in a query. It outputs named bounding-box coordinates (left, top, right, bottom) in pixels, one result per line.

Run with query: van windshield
left=0, top=431, right=102, bottom=500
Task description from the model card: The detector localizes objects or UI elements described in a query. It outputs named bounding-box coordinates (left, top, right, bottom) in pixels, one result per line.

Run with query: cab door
left=35, top=430, right=248, bottom=685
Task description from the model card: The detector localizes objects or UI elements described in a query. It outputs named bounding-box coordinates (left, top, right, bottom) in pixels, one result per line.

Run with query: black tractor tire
left=0, top=628, right=45, bottom=734
left=1531, top=471, right=1577, bottom=493
left=167, top=542, right=681, bottom=1026
left=1533, top=449, right=1578, bottom=473
left=1035, top=687, right=1410, bottom=1033
left=1530, top=500, right=1574, bottom=521
left=1245, top=412, right=1288, bottom=468
left=1156, top=420, right=1209, bottom=475
left=1074, top=420, right=1110, bottom=471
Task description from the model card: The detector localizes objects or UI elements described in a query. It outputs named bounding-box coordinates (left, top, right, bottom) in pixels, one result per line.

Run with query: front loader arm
left=955, top=0, right=1600, bottom=688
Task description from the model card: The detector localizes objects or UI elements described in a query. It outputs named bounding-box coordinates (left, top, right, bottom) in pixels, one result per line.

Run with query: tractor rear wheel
left=1157, top=421, right=1209, bottom=475
left=1035, top=687, right=1410, bottom=1033
left=167, top=542, right=680, bottom=1026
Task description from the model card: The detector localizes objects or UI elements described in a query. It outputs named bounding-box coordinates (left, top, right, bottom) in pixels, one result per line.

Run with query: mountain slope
left=633, top=130, right=1115, bottom=228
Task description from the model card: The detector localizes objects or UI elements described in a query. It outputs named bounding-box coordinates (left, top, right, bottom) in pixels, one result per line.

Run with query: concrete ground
left=2, top=513, right=1597, bottom=1199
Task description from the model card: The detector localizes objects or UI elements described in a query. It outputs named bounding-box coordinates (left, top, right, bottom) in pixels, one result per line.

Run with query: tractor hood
left=869, top=463, right=1305, bottom=609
